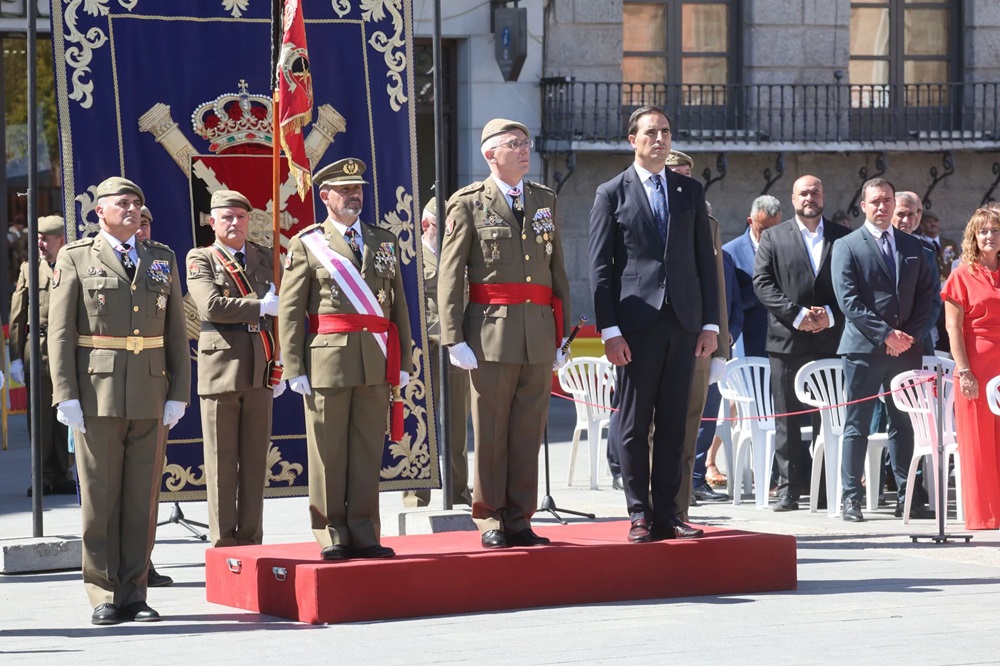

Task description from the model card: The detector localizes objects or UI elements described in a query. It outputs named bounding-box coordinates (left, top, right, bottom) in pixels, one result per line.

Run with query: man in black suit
left=589, top=105, right=719, bottom=542
left=831, top=177, right=937, bottom=522
left=754, top=175, right=849, bottom=512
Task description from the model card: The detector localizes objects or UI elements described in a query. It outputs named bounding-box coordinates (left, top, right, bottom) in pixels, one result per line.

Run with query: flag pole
left=271, top=0, right=283, bottom=287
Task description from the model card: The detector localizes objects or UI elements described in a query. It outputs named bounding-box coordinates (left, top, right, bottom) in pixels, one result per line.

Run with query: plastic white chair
left=718, top=357, right=775, bottom=508
left=794, top=358, right=888, bottom=516
left=988, top=375, right=1000, bottom=416
left=890, top=369, right=963, bottom=525
left=558, top=357, right=616, bottom=490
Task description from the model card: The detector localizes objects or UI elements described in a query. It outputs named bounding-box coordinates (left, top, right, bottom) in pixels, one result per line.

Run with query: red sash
left=308, top=313, right=404, bottom=440
left=468, top=282, right=563, bottom=348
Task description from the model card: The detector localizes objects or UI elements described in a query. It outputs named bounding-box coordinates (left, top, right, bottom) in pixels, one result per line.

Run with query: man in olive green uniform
left=9, top=214, right=75, bottom=496
left=186, top=190, right=285, bottom=547
left=279, top=158, right=412, bottom=561
left=48, top=177, right=191, bottom=626
left=438, top=119, right=572, bottom=549
left=402, top=198, right=472, bottom=508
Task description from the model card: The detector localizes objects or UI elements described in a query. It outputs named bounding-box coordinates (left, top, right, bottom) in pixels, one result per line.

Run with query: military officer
left=438, top=118, right=572, bottom=549
left=186, top=190, right=284, bottom=548
left=279, top=158, right=412, bottom=561
left=402, top=198, right=473, bottom=508
left=47, top=177, right=191, bottom=625
left=9, top=214, right=75, bottom=496
left=137, top=205, right=153, bottom=241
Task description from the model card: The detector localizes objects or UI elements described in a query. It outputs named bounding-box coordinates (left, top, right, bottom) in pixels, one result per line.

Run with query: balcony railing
left=539, top=80, right=1000, bottom=152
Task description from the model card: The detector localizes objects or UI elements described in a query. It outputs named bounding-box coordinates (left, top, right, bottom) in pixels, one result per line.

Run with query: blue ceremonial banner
left=49, top=0, right=438, bottom=500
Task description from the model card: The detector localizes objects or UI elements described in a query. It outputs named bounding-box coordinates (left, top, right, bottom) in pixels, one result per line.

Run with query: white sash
left=299, top=228, right=388, bottom=356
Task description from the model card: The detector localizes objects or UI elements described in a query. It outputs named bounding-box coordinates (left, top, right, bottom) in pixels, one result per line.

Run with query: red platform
left=206, top=520, right=796, bottom=624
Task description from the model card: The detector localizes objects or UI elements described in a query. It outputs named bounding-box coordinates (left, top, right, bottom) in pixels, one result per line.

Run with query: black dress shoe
left=612, top=476, right=624, bottom=491
left=320, top=544, right=349, bottom=561
left=91, top=603, right=122, bottom=626
left=506, top=528, right=551, bottom=547
left=481, top=529, right=509, bottom=549
left=896, top=501, right=935, bottom=519
left=51, top=479, right=78, bottom=495
left=147, top=567, right=173, bottom=587
left=773, top=494, right=799, bottom=512
left=669, top=516, right=705, bottom=539
left=121, top=601, right=161, bottom=622
left=842, top=498, right=864, bottom=522
left=693, top=483, right=728, bottom=502
left=351, top=544, right=395, bottom=559
left=628, top=518, right=652, bottom=543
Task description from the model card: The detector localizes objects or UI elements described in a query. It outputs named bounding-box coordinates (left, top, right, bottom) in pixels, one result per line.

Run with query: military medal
left=374, top=242, right=397, bottom=277
left=156, top=294, right=167, bottom=311
left=491, top=241, right=501, bottom=261
left=531, top=208, right=555, bottom=258
left=88, top=265, right=107, bottom=277
left=329, top=282, right=340, bottom=303
left=97, top=294, right=106, bottom=307
left=223, top=289, right=231, bottom=297
left=377, top=288, right=387, bottom=304
left=148, top=259, right=171, bottom=284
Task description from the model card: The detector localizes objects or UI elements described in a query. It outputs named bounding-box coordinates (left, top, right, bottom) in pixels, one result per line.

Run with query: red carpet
left=205, top=520, right=797, bottom=624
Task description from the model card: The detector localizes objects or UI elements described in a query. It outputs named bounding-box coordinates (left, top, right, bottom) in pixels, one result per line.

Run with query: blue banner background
left=49, top=0, right=437, bottom=500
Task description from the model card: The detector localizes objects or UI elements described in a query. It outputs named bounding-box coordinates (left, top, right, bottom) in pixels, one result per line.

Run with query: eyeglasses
left=496, top=138, right=533, bottom=152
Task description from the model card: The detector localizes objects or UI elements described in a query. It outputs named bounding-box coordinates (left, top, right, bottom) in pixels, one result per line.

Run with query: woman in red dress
left=942, top=207, right=1000, bottom=530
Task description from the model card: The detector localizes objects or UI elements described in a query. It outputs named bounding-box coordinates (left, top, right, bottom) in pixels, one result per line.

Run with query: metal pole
left=432, top=0, right=453, bottom=510
left=27, top=1, right=43, bottom=536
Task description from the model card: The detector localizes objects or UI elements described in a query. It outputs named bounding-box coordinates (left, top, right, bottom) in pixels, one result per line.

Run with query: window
left=850, top=0, right=960, bottom=108
left=622, top=0, right=739, bottom=105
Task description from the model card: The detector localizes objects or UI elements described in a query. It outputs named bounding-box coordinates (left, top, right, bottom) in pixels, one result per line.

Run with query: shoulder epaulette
left=64, top=237, right=95, bottom=249
left=525, top=180, right=555, bottom=196
left=453, top=181, right=487, bottom=198
left=140, top=239, right=171, bottom=250
left=295, top=222, right=323, bottom=238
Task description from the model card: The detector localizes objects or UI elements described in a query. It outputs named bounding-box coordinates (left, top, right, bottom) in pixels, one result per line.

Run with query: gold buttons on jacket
left=131, top=284, right=137, bottom=292
left=526, top=276, right=532, bottom=282
left=133, top=329, right=140, bottom=335
left=524, top=254, right=530, bottom=261
left=133, top=306, right=139, bottom=312
left=522, top=234, right=527, bottom=240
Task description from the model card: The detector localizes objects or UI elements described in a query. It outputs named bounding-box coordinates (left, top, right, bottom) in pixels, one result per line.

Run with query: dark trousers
left=606, top=388, right=622, bottom=479
left=617, top=304, right=698, bottom=526
left=842, top=350, right=921, bottom=504
left=692, top=384, right=722, bottom=488
left=770, top=352, right=824, bottom=500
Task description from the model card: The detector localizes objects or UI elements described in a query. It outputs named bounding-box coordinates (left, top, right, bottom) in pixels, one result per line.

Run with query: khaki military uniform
left=9, top=259, right=73, bottom=486
left=438, top=177, right=571, bottom=534
left=675, top=216, right=730, bottom=520
left=402, top=241, right=472, bottom=508
left=48, top=235, right=190, bottom=609
left=279, top=219, right=412, bottom=550
left=186, top=241, right=278, bottom=547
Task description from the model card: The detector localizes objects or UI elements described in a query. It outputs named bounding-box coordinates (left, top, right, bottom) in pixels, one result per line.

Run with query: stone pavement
left=1, top=398, right=999, bottom=664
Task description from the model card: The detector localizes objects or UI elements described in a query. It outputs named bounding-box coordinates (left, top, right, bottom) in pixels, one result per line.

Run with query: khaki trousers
left=200, top=387, right=273, bottom=547
left=675, top=355, right=713, bottom=521
left=469, top=361, right=550, bottom=534
left=76, top=417, right=164, bottom=608
left=304, top=384, right=389, bottom=549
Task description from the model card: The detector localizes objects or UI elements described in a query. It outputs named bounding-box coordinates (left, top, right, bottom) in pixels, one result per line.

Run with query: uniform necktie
left=508, top=187, right=525, bottom=226
left=651, top=174, right=669, bottom=242
left=234, top=250, right=246, bottom=269
left=345, top=228, right=362, bottom=264
left=116, top=243, right=136, bottom=281
left=880, top=231, right=896, bottom=284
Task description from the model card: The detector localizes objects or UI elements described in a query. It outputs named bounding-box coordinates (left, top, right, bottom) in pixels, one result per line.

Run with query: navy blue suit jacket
left=723, top=228, right=768, bottom=356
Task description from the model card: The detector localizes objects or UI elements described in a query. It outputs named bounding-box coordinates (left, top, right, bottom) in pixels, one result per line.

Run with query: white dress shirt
left=791, top=218, right=836, bottom=330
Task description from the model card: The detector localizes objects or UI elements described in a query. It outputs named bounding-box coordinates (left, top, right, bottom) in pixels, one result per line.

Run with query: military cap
left=665, top=149, right=694, bottom=170
left=95, top=176, right=144, bottom=205
left=314, top=158, right=369, bottom=187
left=38, top=215, right=65, bottom=236
left=423, top=198, right=438, bottom=218
left=210, top=189, right=252, bottom=211
left=140, top=205, right=153, bottom=222
left=481, top=118, right=529, bottom=146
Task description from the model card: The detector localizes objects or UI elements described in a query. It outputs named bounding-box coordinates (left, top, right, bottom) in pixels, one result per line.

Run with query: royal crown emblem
left=344, top=159, right=360, bottom=175
left=191, top=79, right=273, bottom=154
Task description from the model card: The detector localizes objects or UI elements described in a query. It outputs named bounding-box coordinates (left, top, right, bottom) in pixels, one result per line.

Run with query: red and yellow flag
left=277, top=0, right=313, bottom=199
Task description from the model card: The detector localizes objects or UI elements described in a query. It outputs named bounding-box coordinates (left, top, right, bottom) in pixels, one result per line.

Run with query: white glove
left=708, top=357, right=727, bottom=385
left=448, top=342, right=478, bottom=370
left=289, top=374, right=312, bottom=396
left=162, top=400, right=186, bottom=429
left=272, top=380, right=287, bottom=399
left=553, top=338, right=571, bottom=370
left=260, top=284, right=279, bottom=318
left=0, top=369, right=4, bottom=389
left=10, top=359, right=24, bottom=385
left=398, top=371, right=410, bottom=389
left=57, top=399, right=87, bottom=433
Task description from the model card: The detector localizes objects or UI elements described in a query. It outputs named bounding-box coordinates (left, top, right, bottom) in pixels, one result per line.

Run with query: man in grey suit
left=831, top=177, right=937, bottom=522
left=589, top=105, right=719, bottom=542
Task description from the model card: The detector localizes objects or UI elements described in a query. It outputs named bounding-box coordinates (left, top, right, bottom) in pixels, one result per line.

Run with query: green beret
left=140, top=205, right=153, bottom=222
left=210, top=189, right=252, bottom=212
left=95, top=177, right=144, bottom=205
left=665, top=150, right=694, bottom=170
left=38, top=215, right=65, bottom=236
left=314, top=158, right=369, bottom=187
left=423, top=198, right=437, bottom=218
left=481, top=118, right=529, bottom=146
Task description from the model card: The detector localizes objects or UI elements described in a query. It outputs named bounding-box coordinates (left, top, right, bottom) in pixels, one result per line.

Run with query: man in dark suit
left=831, top=177, right=937, bottom=522
left=589, top=105, right=719, bottom=542
left=724, top=196, right=781, bottom=357
left=754, top=175, right=849, bottom=512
